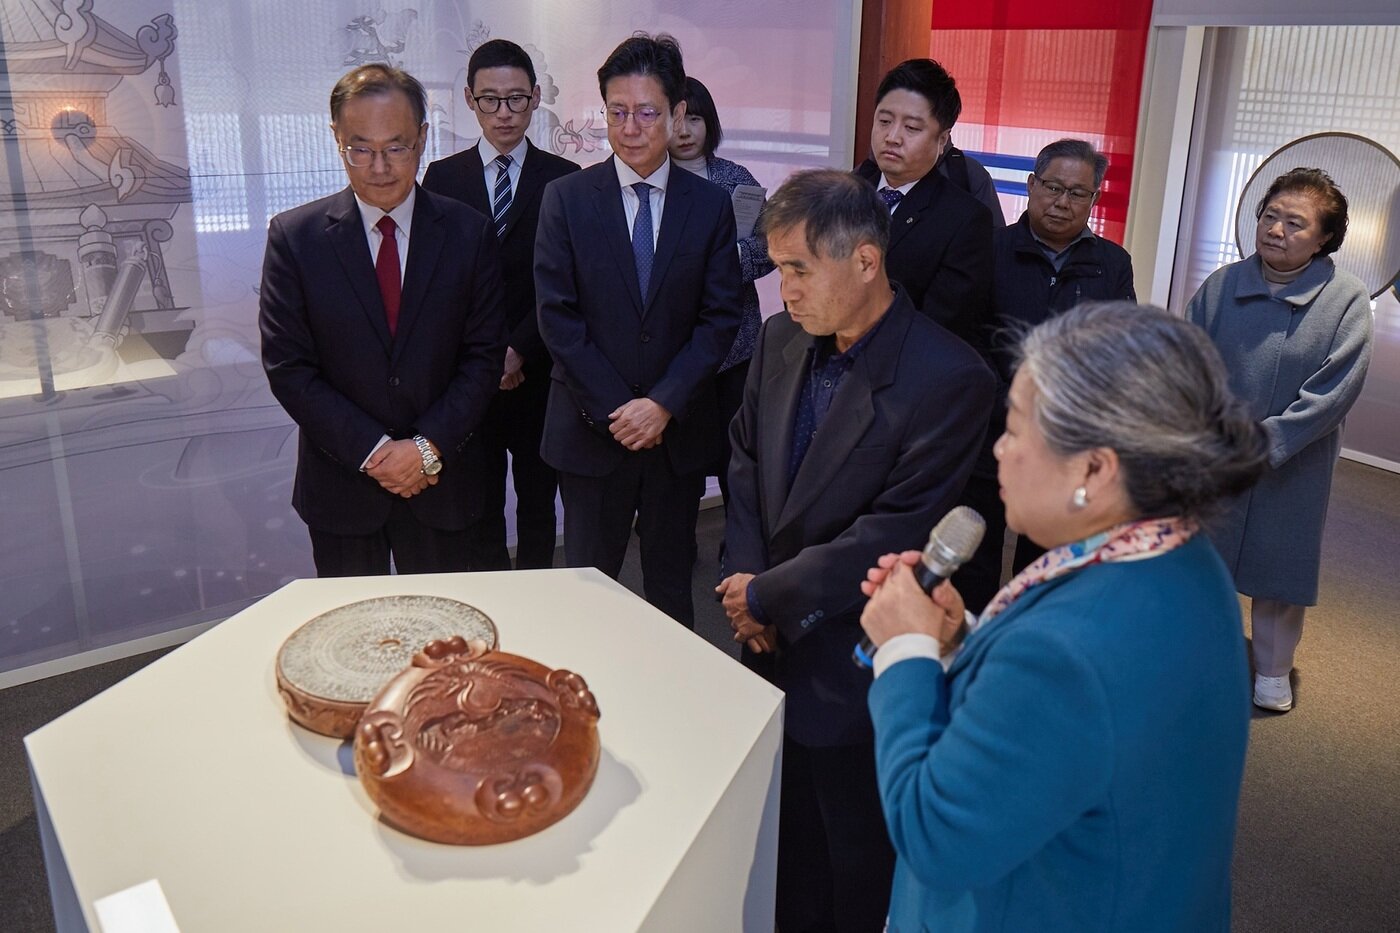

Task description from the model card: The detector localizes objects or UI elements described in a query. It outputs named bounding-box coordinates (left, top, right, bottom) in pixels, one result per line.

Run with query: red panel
left=932, top=0, right=1150, bottom=32
left=930, top=0, right=1152, bottom=244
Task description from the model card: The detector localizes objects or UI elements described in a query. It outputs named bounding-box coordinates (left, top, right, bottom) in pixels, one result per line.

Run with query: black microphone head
left=922, top=506, right=986, bottom=575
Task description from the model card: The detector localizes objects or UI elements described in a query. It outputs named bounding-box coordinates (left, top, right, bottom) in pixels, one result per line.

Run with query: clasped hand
left=365, top=438, right=438, bottom=498
left=859, top=551, right=966, bottom=653
left=609, top=397, right=670, bottom=450
left=715, top=572, right=778, bottom=654
left=500, top=347, right=525, bottom=391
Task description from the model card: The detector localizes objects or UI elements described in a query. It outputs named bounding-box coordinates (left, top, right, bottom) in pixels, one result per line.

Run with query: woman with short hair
left=1188, top=167, right=1373, bottom=712
left=860, top=302, right=1266, bottom=933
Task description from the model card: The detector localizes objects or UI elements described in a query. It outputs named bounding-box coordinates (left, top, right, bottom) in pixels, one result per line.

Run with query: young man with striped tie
left=422, top=39, right=580, bottom=571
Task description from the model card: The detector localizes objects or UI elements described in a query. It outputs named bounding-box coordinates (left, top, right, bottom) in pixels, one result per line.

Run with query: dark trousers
left=558, top=447, right=704, bottom=627
left=464, top=373, right=558, bottom=571
left=308, top=497, right=472, bottom=576
left=776, top=736, right=896, bottom=933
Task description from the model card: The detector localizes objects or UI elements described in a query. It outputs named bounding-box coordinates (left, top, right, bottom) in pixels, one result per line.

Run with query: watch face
left=423, top=458, right=443, bottom=476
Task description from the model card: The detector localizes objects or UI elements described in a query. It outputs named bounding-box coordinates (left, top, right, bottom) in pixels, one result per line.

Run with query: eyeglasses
left=339, top=143, right=418, bottom=168
left=1032, top=175, right=1098, bottom=204
left=602, top=106, right=663, bottom=128
left=470, top=93, right=533, bottom=114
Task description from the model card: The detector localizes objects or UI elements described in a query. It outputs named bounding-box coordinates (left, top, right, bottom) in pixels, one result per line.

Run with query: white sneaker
left=1253, top=674, right=1293, bottom=712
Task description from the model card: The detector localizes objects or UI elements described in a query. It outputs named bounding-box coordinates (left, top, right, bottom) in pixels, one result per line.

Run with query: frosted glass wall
left=0, top=0, right=857, bottom=678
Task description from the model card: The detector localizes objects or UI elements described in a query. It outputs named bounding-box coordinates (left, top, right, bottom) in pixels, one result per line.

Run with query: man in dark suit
left=260, top=64, right=504, bottom=576
left=718, top=170, right=995, bottom=933
left=422, top=39, right=580, bottom=571
left=535, top=34, right=741, bottom=627
left=855, top=58, right=993, bottom=349
left=857, top=59, right=1004, bottom=613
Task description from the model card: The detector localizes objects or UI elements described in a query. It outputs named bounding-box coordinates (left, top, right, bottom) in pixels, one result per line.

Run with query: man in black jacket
left=721, top=169, right=993, bottom=933
left=957, top=138, right=1137, bottom=606
left=854, top=59, right=993, bottom=349
left=422, top=39, right=580, bottom=570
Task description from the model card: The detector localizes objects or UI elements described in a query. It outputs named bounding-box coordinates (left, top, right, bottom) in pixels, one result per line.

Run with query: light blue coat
left=1187, top=255, right=1372, bottom=605
left=869, top=536, right=1250, bottom=933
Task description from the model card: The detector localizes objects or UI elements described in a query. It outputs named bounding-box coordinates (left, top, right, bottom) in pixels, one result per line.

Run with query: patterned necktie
left=631, top=181, right=654, bottom=300
left=374, top=215, right=401, bottom=336
left=490, top=153, right=513, bottom=238
left=878, top=187, right=904, bottom=212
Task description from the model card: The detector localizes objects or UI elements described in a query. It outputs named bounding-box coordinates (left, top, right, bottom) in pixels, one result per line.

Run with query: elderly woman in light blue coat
left=1187, top=167, right=1373, bottom=713
left=859, top=304, right=1267, bottom=933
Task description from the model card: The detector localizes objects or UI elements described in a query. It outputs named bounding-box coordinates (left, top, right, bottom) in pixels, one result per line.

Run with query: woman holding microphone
left=860, top=303, right=1266, bottom=932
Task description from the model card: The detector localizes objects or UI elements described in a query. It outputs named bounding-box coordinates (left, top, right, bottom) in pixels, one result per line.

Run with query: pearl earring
left=1072, top=486, right=1089, bottom=509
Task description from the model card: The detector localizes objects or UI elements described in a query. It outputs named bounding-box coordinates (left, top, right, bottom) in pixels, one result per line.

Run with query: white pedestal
left=26, top=569, right=784, bottom=932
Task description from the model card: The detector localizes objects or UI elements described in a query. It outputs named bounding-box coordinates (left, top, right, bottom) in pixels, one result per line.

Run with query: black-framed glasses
left=1032, top=175, right=1097, bottom=204
left=470, top=93, right=532, bottom=114
left=602, top=106, right=663, bottom=128
left=339, top=143, right=418, bottom=167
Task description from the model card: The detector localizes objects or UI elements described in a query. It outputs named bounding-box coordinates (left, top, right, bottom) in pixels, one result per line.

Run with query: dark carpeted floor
left=2, top=461, right=1397, bottom=931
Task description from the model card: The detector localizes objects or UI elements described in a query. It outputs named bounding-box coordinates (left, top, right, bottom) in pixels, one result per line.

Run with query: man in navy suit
left=534, top=34, right=741, bottom=627
left=260, top=64, right=504, bottom=576
left=718, top=170, right=994, bottom=933
left=422, top=39, right=580, bottom=571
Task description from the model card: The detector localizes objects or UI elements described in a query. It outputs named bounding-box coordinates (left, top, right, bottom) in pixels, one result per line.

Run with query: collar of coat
left=1235, top=253, right=1335, bottom=308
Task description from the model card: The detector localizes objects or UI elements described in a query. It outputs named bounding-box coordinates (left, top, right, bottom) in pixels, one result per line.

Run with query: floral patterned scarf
left=980, top=516, right=1198, bottom=625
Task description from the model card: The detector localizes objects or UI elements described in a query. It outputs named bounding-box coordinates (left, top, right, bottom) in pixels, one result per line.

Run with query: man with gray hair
left=260, top=64, right=505, bottom=576
left=954, top=138, right=1137, bottom=609
left=717, top=168, right=994, bottom=933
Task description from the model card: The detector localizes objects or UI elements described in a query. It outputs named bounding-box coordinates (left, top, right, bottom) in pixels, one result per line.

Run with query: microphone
left=853, top=506, right=986, bottom=669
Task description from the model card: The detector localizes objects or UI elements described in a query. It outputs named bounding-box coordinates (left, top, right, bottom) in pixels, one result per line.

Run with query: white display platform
left=26, top=569, right=784, bottom=932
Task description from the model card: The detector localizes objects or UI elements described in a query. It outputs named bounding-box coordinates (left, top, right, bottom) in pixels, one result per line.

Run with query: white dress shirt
left=353, top=187, right=416, bottom=468
left=614, top=156, right=669, bottom=248
left=479, top=137, right=529, bottom=204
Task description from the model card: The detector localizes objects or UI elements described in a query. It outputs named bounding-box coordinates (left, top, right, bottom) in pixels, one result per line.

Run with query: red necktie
left=375, top=215, right=401, bottom=336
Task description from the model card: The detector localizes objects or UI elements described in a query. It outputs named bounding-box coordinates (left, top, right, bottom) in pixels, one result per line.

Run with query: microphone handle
left=852, top=560, right=948, bottom=669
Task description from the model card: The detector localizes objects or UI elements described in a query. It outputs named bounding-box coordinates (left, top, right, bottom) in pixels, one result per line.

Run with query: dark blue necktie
left=631, top=182, right=654, bottom=299
left=878, top=187, right=904, bottom=212
left=491, top=153, right=513, bottom=238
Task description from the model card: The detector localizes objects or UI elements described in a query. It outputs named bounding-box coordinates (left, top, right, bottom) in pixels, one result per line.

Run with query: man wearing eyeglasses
left=421, top=39, right=580, bottom=573
left=534, top=34, right=741, bottom=628
left=981, top=137, right=1136, bottom=583
left=259, top=64, right=505, bottom=577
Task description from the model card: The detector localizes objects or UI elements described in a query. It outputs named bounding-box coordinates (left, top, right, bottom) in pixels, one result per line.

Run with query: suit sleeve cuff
left=359, top=434, right=390, bottom=471
left=746, top=579, right=769, bottom=626
left=873, top=633, right=942, bottom=678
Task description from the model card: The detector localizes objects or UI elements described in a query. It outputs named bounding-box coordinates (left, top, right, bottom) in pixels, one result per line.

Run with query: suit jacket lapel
left=459, top=146, right=491, bottom=215
left=393, top=186, right=445, bottom=360
left=645, top=162, right=691, bottom=314
left=759, top=323, right=810, bottom=538
left=774, top=299, right=911, bottom=534
left=888, top=171, right=940, bottom=253
left=590, top=157, right=644, bottom=313
left=498, top=140, right=542, bottom=242
left=325, top=188, right=392, bottom=354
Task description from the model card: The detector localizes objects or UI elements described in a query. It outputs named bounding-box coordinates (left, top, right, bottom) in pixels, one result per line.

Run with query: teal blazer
left=869, top=536, right=1250, bottom=932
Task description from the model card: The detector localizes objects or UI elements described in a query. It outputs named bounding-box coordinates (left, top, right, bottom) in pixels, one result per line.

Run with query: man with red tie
left=260, top=64, right=505, bottom=576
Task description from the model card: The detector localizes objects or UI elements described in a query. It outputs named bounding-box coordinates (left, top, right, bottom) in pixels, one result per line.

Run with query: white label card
left=94, top=878, right=181, bottom=933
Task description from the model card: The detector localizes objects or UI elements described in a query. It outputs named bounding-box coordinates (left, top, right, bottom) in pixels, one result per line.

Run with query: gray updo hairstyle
left=1014, top=302, right=1266, bottom=520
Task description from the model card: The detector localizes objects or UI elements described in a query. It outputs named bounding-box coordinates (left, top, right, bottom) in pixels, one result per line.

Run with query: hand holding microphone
left=854, top=507, right=985, bottom=669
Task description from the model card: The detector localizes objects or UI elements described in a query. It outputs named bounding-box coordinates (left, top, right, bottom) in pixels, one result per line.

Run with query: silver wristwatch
left=413, top=435, right=442, bottom=476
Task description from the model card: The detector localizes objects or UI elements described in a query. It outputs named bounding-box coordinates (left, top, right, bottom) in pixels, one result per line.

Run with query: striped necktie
left=491, top=153, right=513, bottom=238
